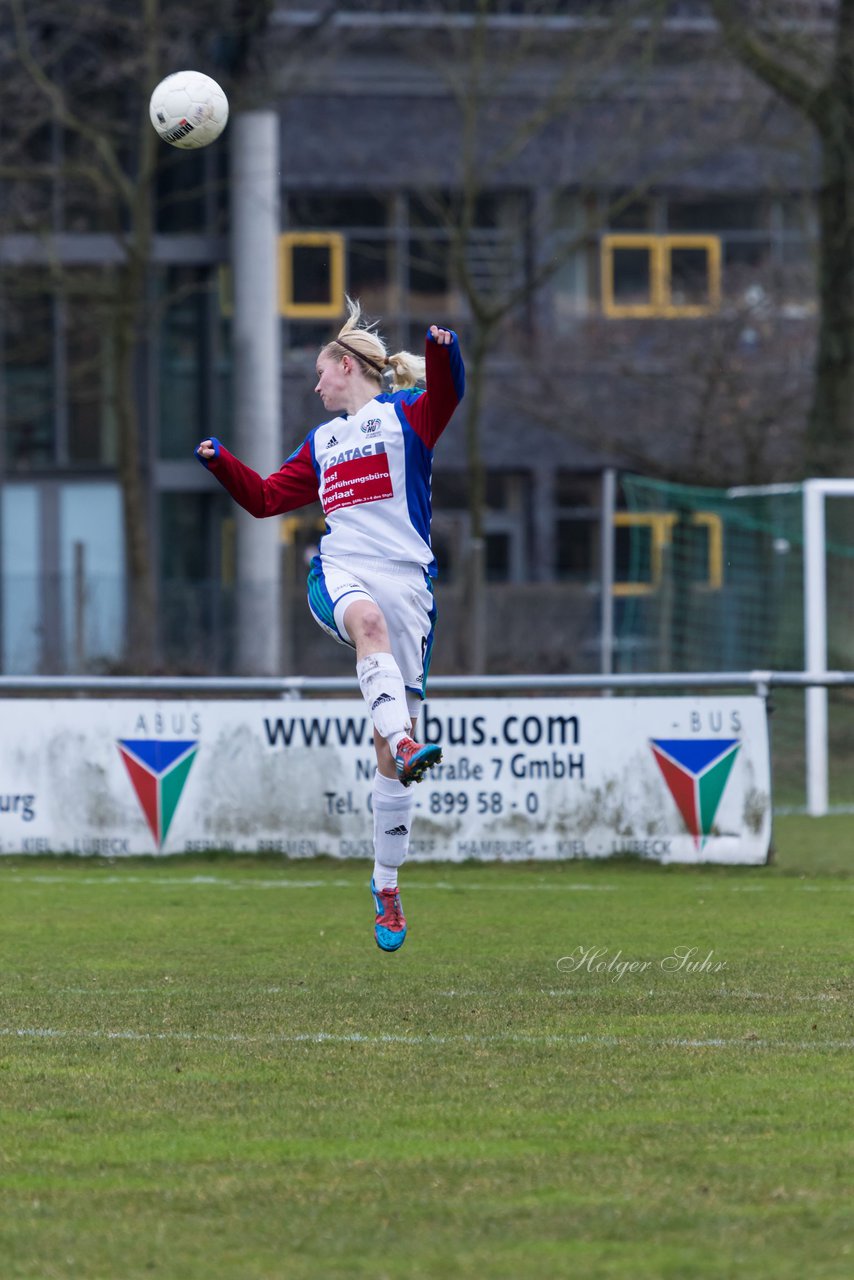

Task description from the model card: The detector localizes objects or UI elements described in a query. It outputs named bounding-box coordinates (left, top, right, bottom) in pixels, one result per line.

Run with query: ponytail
left=322, top=297, right=426, bottom=390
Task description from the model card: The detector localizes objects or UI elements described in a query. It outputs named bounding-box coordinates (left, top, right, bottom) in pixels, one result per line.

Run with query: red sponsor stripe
left=323, top=453, right=393, bottom=512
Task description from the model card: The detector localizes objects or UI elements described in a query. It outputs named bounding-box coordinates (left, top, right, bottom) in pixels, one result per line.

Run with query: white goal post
left=802, top=478, right=854, bottom=816
left=724, top=477, right=854, bottom=817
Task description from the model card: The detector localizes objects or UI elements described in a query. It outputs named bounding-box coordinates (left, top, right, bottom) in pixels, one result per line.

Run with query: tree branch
left=10, top=0, right=135, bottom=208
left=710, top=0, right=827, bottom=128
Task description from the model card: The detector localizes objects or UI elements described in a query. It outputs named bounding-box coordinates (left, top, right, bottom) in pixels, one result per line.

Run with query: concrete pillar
left=230, top=111, right=282, bottom=674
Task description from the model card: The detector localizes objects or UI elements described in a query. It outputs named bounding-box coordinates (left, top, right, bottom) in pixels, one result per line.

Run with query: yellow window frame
left=613, top=510, right=723, bottom=596
left=601, top=234, right=721, bottom=318
left=279, top=231, right=345, bottom=319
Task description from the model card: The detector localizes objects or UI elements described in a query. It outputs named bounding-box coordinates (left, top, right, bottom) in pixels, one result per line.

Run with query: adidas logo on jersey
left=384, top=825, right=409, bottom=837
left=326, top=435, right=338, bottom=448
left=371, top=693, right=393, bottom=709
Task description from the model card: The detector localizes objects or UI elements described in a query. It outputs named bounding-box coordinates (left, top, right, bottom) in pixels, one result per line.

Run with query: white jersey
left=200, top=330, right=465, bottom=578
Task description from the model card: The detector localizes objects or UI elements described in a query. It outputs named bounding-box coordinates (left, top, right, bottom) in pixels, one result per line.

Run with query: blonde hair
left=321, top=297, right=426, bottom=392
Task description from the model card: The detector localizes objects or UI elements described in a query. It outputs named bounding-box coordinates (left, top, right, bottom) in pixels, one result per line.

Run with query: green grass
left=0, top=817, right=852, bottom=1280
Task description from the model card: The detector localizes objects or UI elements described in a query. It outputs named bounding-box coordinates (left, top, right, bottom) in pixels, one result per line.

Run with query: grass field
left=1, top=815, right=852, bottom=1280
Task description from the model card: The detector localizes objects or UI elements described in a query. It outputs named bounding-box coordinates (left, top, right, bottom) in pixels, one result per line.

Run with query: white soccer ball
left=149, top=71, right=229, bottom=150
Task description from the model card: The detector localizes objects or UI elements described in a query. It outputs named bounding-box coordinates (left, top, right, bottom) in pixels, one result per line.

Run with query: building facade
left=0, top=3, right=821, bottom=674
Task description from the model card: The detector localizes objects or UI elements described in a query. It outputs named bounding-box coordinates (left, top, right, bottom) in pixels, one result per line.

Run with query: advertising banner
left=0, top=695, right=771, bottom=863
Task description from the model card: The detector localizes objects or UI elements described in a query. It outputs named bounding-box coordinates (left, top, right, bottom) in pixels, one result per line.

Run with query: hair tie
left=334, top=337, right=386, bottom=376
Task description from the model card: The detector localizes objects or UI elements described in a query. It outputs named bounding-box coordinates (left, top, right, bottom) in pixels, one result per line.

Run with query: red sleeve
left=206, top=440, right=319, bottom=517
left=401, top=331, right=466, bottom=449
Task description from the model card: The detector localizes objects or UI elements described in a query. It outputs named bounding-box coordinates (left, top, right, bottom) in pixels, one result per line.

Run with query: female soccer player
left=196, top=300, right=465, bottom=951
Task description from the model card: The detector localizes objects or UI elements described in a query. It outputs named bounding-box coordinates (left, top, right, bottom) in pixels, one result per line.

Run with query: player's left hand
left=429, top=325, right=453, bottom=345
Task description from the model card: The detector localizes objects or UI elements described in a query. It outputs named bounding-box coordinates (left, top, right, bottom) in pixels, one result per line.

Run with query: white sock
left=373, top=861, right=399, bottom=891
left=372, top=770, right=414, bottom=890
left=356, top=653, right=410, bottom=752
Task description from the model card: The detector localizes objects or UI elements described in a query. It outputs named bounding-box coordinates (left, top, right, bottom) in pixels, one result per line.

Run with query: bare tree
left=407, top=1, right=670, bottom=666
left=712, top=0, right=854, bottom=474
left=3, top=0, right=274, bottom=669
left=529, top=281, right=812, bottom=488
left=413, top=0, right=775, bottom=665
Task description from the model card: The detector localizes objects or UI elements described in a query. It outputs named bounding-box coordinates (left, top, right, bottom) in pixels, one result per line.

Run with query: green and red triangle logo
left=650, top=738, right=741, bottom=848
left=117, top=739, right=198, bottom=850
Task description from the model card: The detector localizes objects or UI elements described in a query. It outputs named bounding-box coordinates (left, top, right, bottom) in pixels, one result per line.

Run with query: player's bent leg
left=348, top=602, right=413, bottom=754
left=343, top=598, right=390, bottom=653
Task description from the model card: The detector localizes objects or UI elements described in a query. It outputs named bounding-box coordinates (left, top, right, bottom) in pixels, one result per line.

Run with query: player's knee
left=344, top=600, right=388, bottom=647
left=358, top=605, right=388, bottom=646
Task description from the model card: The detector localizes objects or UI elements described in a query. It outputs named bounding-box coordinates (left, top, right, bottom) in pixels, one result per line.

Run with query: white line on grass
left=434, top=987, right=843, bottom=1003
left=0, top=874, right=618, bottom=892
left=1, top=1025, right=851, bottom=1052
left=3, top=874, right=852, bottom=895
left=2, top=985, right=839, bottom=1002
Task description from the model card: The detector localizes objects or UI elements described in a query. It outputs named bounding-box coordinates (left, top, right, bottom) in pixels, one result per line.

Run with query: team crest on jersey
left=361, top=418, right=382, bottom=436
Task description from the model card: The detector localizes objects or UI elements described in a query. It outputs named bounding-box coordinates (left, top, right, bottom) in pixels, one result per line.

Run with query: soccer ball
left=149, top=71, right=229, bottom=150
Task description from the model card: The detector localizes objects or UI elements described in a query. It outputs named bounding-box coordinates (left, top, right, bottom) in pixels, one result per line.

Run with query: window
left=279, top=232, right=345, bottom=319
left=552, top=192, right=597, bottom=324
left=609, top=198, right=654, bottom=231
left=615, top=518, right=652, bottom=590
left=432, top=471, right=471, bottom=510
left=407, top=190, right=528, bottom=323
left=159, top=490, right=236, bottom=671
left=486, top=532, right=512, bottom=581
left=430, top=469, right=530, bottom=582
left=158, top=266, right=228, bottom=460
left=665, top=192, right=819, bottom=307
left=284, top=193, right=389, bottom=333
left=60, top=483, right=124, bottom=667
left=3, top=123, right=53, bottom=233
left=554, top=191, right=814, bottom=323
left=605, top=239, right=653, bottom=312
left=66, top=283, right=117, bottom=465
left=667, top=198, right=763, bottom=233
left=2, top=268, right=132, bottom=470
left=664, top=195, right=813, bottom=307
left=64, top=126, right=127, bottom=234
left=408, top=193, right=453, bottom=313
left=670, top=243, right=716, bottom=309
left=2, top=277, right=55, bottom=469
left=555, top=472, right=600, bottom=583
left=346, top=239, right=393, bottom=316
left=287, top=194, right=388, bottom=229
left=601, top=234, right=721, bottom=317
left=1, top=485, right=41, bottom=672
left=155, top=143, right=226, bottom=233
left=557, top=517, right=597, bottom=582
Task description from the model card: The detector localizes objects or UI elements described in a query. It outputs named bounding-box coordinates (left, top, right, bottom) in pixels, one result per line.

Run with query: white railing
left=0, top=671, right=852, bottom=696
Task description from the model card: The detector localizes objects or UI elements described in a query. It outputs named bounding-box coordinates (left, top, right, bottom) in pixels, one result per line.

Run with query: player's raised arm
left=195, top=436, right=319, bottom=517
left=400, top=325, right=465, bottom=449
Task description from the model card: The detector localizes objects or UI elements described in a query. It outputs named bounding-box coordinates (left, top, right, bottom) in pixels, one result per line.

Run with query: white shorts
left=306, top=554, right=437, bottom=700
